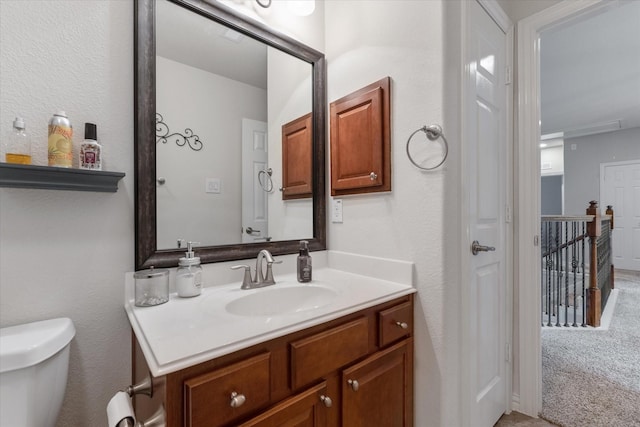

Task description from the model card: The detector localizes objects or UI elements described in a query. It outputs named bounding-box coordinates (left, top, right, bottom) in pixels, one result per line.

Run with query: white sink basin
left=225, top=284, right=338, bottom=316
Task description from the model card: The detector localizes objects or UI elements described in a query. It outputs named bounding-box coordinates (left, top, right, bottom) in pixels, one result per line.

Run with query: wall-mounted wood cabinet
left=330, top=77, right=391, bottom=196
left=132, top=295, right=414, bottom=427
left=282, top=113, right=312, bottom=200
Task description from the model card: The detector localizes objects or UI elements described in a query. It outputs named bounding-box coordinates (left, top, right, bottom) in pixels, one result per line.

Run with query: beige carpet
left=541, top=270, right=640, bottom=427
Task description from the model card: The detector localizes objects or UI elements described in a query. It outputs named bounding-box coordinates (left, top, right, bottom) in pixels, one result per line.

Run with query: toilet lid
left=0, top=317, right=75, bottom=373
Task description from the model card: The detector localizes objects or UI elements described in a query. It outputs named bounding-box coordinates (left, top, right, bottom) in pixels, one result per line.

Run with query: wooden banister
left=586, top=201, right=601, bottom=327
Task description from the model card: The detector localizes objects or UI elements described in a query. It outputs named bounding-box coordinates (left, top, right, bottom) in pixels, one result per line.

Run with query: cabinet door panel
left=282, top=113, right=312, bottom=199
left=330, top=77, right=390, bottom=196
left=342, top=340, right=412, bottom=427
left=239, top=382, right=328, bottom=427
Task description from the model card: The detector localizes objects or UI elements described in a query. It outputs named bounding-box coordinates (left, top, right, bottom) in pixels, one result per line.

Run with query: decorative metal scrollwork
left=156, top=113, right=203, bottom=151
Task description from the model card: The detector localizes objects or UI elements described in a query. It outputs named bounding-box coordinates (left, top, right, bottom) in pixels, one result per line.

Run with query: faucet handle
left=231, top=265, right=254, bottom=289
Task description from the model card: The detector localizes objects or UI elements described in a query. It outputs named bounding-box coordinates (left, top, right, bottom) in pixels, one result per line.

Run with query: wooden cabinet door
left=282, top=113, right=313, bottom=199
left=342, top=339, right=413, bottom=427
left=330, top=77, right=390, bottom=196
left=238, top=382, right=329, bottom=427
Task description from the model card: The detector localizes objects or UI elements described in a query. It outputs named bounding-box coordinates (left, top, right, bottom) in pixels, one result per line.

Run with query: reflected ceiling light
left=539, top=143, right=548, bottom=148
left=287, top=0, right=315, bottom=16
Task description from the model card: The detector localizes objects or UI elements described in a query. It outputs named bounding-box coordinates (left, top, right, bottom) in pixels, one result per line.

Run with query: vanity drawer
left=378, top=301, right=413, bottom=347
left=184, top=352, right=271, bottom=427
left=290, top=317, right=369, bottom=390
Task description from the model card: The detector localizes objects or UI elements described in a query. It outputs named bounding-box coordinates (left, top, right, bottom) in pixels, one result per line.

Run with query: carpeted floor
left=541, top=270, right=640, bottom=427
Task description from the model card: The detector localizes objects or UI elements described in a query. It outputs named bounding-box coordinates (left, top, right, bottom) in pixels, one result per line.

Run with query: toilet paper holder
left=116, top=406, right=165, bottom=427
left=116, top=373, right=164, bottom=427
left=125, top=373, right=154, bottom=398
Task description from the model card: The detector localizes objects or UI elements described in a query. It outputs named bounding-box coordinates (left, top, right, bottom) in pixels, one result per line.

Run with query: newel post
left=606, top=205, right=615, bottom=289
left=586, top=201, right=601, bottom=327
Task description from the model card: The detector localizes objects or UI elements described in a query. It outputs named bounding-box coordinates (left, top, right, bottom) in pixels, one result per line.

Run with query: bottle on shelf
left=48, top=111, right=73, bottom=168
left=5, top=117, right=32, bottom=165
left=79, top=123, right=102, bottom=170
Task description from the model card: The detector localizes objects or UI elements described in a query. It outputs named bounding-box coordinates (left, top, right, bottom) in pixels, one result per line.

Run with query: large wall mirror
left=135, top=0, right=326, bottom=270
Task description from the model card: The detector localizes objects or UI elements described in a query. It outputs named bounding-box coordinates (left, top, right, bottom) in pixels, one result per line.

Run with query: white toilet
left=0, top=317, right=75, bottom=427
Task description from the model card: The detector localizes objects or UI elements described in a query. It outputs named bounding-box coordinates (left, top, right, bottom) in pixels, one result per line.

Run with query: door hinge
left=534, top=235, right=539, bottom=246
left=505, top=204, right=512, bottom=223
left=506, top=343, right=512, bottom=363
left=505, top=66, right=512, bottom=85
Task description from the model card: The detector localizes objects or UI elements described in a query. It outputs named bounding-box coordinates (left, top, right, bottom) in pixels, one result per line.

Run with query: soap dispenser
left=297, top=240, right=312, bottom=283
left=176, top=240, right=203, bottom=297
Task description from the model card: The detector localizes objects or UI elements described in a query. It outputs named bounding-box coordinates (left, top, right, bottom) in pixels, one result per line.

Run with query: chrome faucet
left=231, top=249, right=282, bottom=289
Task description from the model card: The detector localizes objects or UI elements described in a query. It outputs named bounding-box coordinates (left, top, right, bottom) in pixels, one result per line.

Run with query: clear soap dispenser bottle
left=176, top=240, right=203, bottom=297
left=297, top=240, right=312, bottom=283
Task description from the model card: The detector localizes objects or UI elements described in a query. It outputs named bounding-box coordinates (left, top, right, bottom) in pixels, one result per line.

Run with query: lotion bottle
left=176, top=241, right=203, bottom=297
left=297, top=240, right=312, bottom=283
left=79, top=122, right=102, bottom=170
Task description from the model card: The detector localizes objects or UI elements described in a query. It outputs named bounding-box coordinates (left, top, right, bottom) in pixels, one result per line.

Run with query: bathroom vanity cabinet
left=132, top=295, right=414, bottom=427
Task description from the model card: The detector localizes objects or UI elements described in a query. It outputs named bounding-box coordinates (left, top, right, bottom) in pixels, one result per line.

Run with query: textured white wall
left=324, top=2, right=455, bottom=425
left=0, top=1, right=133, bottom=426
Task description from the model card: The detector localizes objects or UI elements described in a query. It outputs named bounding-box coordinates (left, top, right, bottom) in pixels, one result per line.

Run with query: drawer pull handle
left=347, top=379, right=359, bottom=392
left=230, top=392, right=246, bottom=408
left=320, top=395, right=333, bottom=408
left=370, top=172, right=378, bottom=181
left=396, top=321, right=409, bottom=329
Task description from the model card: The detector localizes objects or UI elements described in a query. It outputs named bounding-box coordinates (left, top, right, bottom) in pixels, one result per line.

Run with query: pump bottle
left=297, top=240, right=312, bottom=283
left=176, top=240, right=203, bottom=297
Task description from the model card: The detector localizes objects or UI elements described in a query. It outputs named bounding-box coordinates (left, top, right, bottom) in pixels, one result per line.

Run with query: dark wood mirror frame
left=134, top=0, right=326, bottom=270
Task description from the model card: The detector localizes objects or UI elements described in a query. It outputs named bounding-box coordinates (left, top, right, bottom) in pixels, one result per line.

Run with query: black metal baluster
left=564, top=221, right=569, bottom=326
left=541, top=221, right=545, bottom=326
left=581, top=222, right=586, bottom=327
left=572, top=222, right=578, bottom=327
left=555, top=221, right=561, bottom=326
left=547, top=221, right=552, bottom=327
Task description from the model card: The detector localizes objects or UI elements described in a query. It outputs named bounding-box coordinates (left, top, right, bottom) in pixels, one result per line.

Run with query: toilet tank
left=0, top=318, right=76, bottom=427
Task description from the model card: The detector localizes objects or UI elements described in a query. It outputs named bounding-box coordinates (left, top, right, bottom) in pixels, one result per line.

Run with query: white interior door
left=600, top=160, right=640, bottom=271
left=241, top=118, right=268, bottom=244
left=465, top=1, right=508, bottom=425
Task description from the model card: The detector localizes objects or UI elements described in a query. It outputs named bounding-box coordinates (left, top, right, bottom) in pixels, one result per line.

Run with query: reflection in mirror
left=155, top=0, right=313, bottom=249
left=135, top=0, right=326, bottom=270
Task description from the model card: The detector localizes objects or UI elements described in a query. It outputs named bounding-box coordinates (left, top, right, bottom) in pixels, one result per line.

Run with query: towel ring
left=258, top=168, right=274, bottom=193
left=406, top=124, right=449, bottom=170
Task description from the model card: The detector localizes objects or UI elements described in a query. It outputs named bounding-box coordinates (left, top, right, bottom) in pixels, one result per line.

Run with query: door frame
left=459, top=1, right=514, bottom=424
left=515, top=0, right=609, bottom=417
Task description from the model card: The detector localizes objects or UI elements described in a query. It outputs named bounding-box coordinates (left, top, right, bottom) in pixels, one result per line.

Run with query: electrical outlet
left=332, top=198, right=343, bottom=223
left=206, top=178, right=221, bottom=194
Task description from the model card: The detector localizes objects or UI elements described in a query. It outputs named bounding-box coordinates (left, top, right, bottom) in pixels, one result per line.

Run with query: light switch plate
left=206, top=178, right=221, bottom=194
left=332, top=198, right=343, bottom=223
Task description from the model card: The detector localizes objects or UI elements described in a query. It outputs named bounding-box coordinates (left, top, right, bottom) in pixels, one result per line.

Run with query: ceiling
left=156, top=0, right=267, bottom=90
left=540, top=1, right=640, bottom=138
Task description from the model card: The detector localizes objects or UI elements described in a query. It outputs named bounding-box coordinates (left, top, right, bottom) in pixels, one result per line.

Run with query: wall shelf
left=0, top=163, right=125, bottom=193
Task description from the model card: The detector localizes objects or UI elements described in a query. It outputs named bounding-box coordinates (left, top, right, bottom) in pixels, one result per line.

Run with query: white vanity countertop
left=124, top=251, right=415, bottom=377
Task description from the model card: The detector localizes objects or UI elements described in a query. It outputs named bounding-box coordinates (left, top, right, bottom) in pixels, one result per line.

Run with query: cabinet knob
left=320, top=395, right=333, bottom=408
left=347, top=379, right=359, bottom=391
left=369, top=172, right=378, bottom=181
left=396, top=321, right=409, bottom=329
left=229, top=391, right=246, bottom=408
